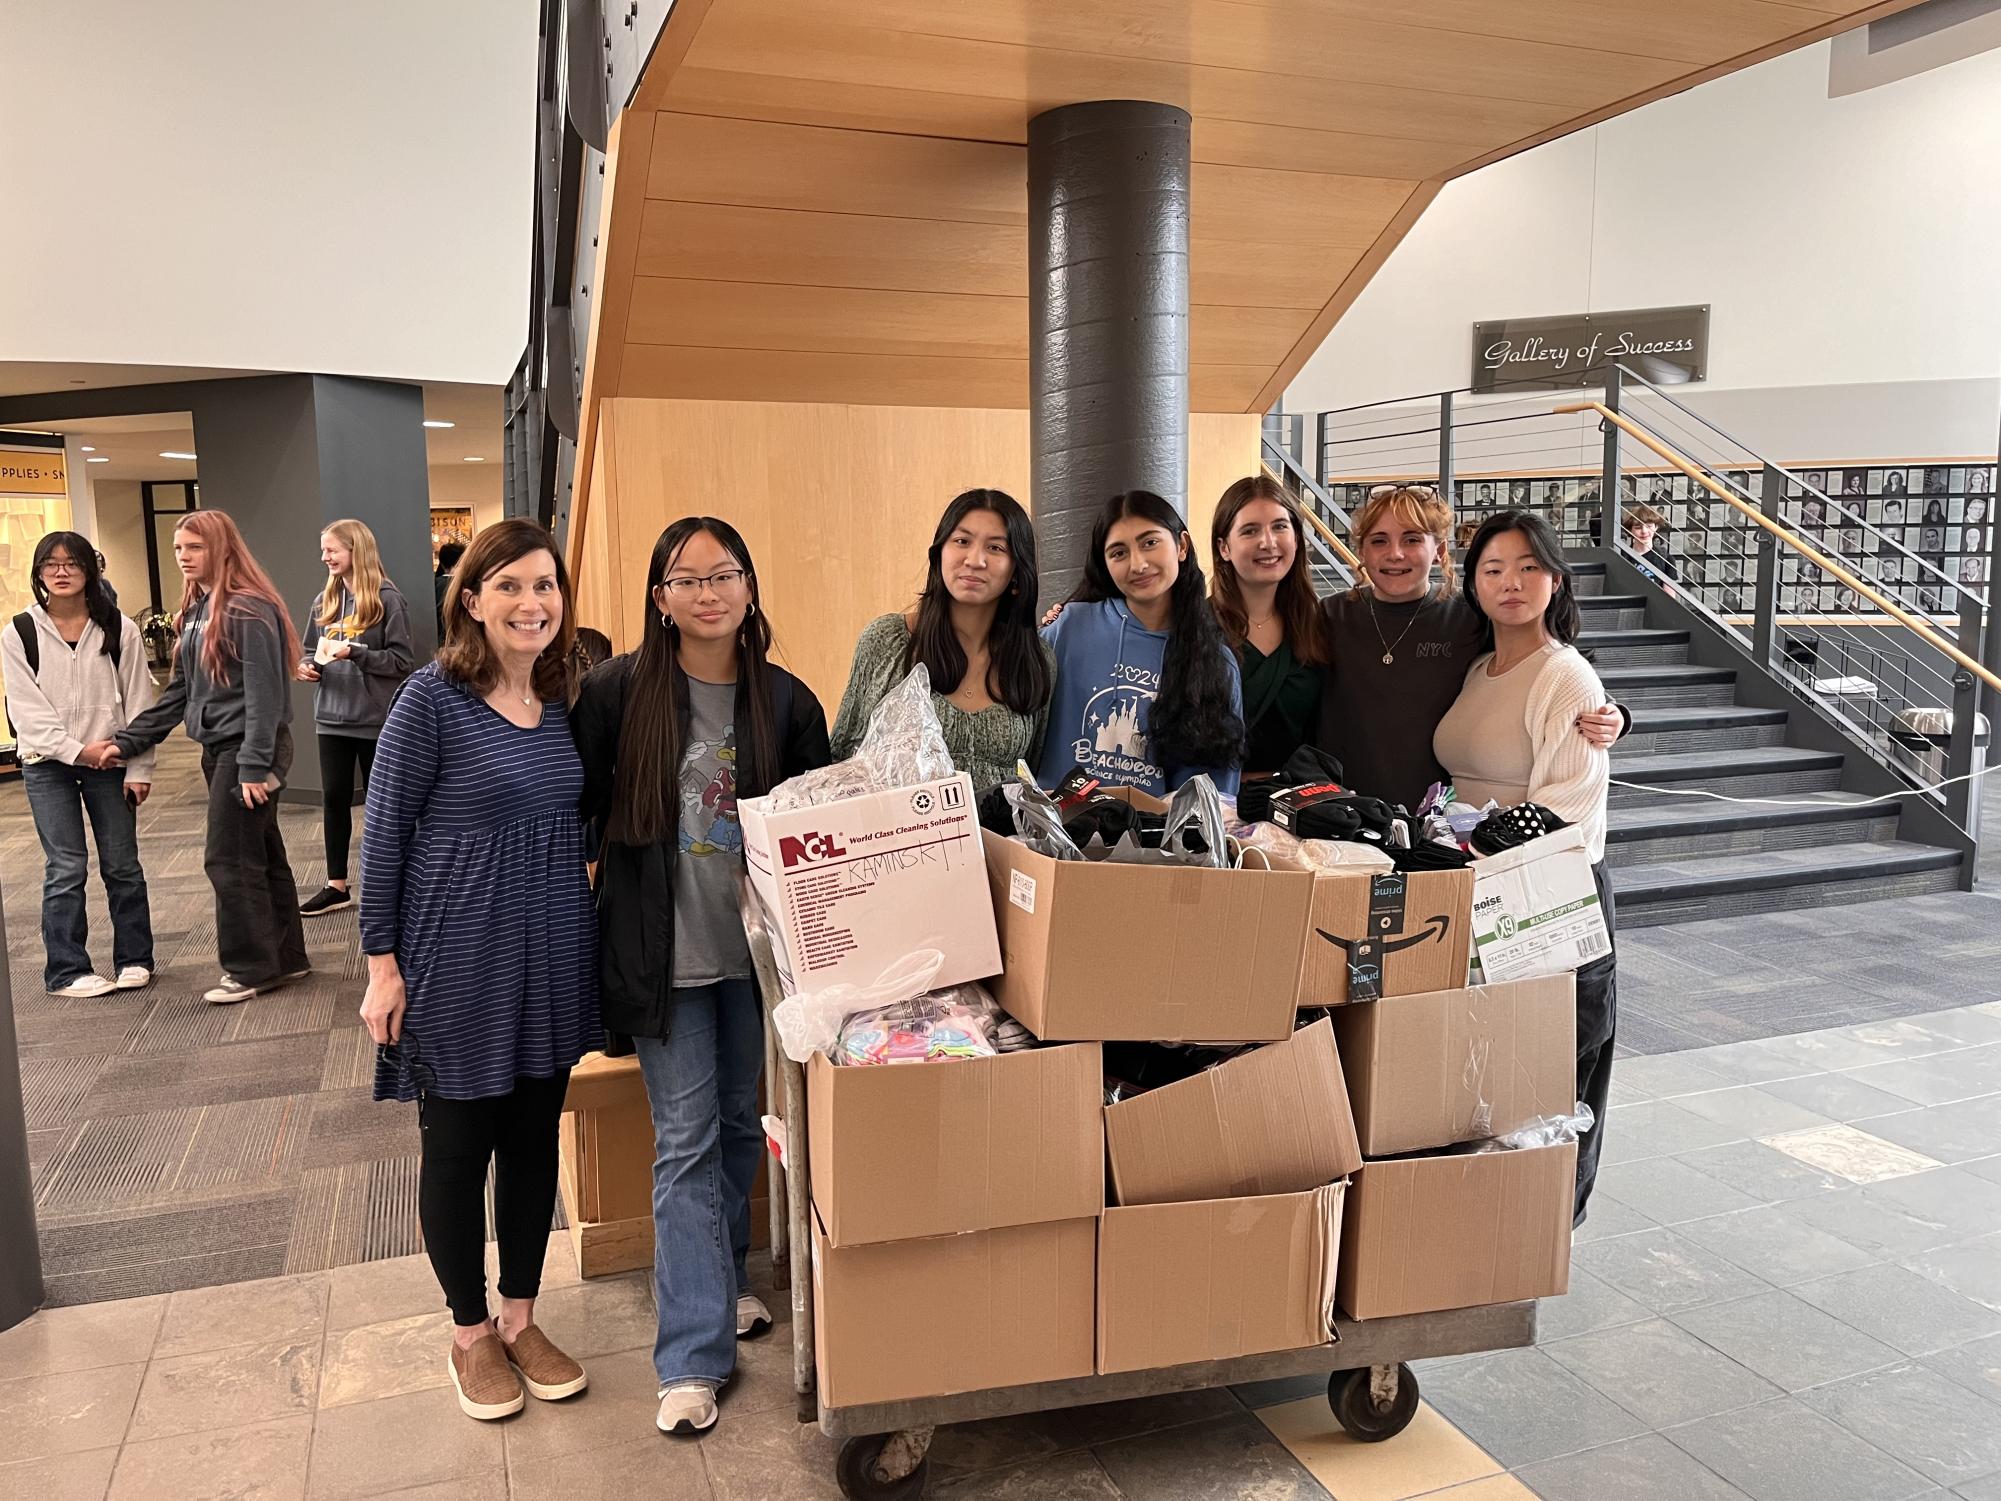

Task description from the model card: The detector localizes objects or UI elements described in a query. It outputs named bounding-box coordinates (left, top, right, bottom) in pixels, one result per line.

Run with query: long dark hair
left=1461, top=510, right=1581, bottom=647
left=1072, top=491, right=1244, bottom=771
left=608, top=518, right=782, bottom=848
left=30, top=532, right=121, bottom=656
left=904, top=490, right=1051, bottom=714
left=1208, top=474, right=1325, bottom=666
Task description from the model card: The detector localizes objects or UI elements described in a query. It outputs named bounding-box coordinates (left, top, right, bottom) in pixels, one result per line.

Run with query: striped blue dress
left=362, top=663, right=601, bottom=1103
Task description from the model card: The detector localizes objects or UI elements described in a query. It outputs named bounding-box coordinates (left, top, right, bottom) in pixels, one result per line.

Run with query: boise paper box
left=740, top=772, right=1000, bottom=995
left=1097, top=1184, right=1345, bottom=1374
left=982, top=831, right=1316, bottom=1042
left=1103, top=1018, right=1361, bottom=1207
left=1332, top=975, right=1577, bottom=1157
left=1260, top=858, right=1473, bottom=1006
left=1469, top=825, right=1611, bottom=984
left=1337, top=1141, right=1575, bottom=1320
left=811, top=1211, right=1095, bottom=1408
left=808, top=1043, right=1104, bottom=1246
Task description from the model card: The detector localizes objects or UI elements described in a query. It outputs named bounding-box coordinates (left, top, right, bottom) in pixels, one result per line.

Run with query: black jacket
left=571, top=652, right=831, bottom=1039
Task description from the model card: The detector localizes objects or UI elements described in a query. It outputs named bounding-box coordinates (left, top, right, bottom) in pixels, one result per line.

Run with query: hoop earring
left=746, top=601, right=756, bottom=618
left=660, top=611, right=672, bottom=630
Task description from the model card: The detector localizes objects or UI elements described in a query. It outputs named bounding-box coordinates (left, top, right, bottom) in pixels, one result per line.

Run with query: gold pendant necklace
left=1366, top=593, right=1423, bottom=665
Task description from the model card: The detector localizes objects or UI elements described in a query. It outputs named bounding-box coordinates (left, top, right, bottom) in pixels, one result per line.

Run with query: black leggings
left=418, top=1072, right=571, bottom=1328
left=318, top=733, right=377, bottom=882
left=1573, top=860, right=1619, bottom=1224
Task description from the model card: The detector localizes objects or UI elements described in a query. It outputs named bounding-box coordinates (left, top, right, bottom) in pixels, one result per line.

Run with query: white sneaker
left=656, top=1382, right=718, bottom=1434
left=49, top=975, right=115, bottom=998
left=736, top=1293, right=772, bottom=1339
left=114, top=966, right=153, bottom=991
left=204, top=977, right=258, bottom=1005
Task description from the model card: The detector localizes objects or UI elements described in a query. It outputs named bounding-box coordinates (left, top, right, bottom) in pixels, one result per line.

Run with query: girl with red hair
left=89, top=510, right=311, bottom=1003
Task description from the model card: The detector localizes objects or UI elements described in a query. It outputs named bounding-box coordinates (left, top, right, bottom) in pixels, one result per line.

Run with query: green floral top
left=830, top=614, right=1056, bottom=796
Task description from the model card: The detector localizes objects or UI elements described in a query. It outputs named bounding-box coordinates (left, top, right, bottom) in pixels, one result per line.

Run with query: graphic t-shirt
left=671, top=676, right=751, bottom=986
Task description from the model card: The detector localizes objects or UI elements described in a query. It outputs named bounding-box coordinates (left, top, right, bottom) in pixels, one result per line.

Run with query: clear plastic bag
left=1471, top=1104, right=1597, bottom=1153
left=771, top=949, right=944, bottom=1063
left=1237, top=821, right=1394, bottom=870
left=1006, top=778, right=1086, bottom=861
left=1161, top=773, right=1228, bottom=868
left=836, top=984, right=1000, bottom=1066
left=765, top=665, right=955, bottom=811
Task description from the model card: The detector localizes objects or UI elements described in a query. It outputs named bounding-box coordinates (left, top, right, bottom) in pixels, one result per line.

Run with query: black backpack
left=12, top=611, right=123, bottom=677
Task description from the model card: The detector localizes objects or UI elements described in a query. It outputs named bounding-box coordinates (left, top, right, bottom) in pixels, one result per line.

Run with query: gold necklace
left=1365, top=592, right=1424, bottom=665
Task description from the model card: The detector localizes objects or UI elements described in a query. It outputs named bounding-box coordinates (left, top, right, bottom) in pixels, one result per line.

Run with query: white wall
left=1286, top=38, right=2001, bottom=460
left=0, top=1, right=538, bottom=386
left=90, top=481, right=152, bottom=616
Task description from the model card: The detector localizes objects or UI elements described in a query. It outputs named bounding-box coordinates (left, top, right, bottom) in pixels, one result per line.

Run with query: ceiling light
left=464, top=455, right=485, bottom=462
left=87, top=456, right=109, bottom=464
left=160, top=451, right=197, bottom=460
left=79, top=446, right=95, bottom=453
left=423, top=419, right=455, bottom=429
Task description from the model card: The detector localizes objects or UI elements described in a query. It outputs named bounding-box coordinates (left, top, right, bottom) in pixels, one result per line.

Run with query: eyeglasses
left=39, top=559, right=81, bottom=576
left=1368, top=483, right=1440, bottom=500
left=659, top=568, right=747, bottom=597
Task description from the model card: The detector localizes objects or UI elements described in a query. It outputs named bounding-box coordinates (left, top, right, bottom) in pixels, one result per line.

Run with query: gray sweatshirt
left=117, top=593, right=292, bottom=781
left=299, top=581, right=416, bottom=737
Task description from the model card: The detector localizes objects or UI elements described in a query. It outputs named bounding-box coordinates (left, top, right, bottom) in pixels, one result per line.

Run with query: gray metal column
left=1028, top=100, right=1191, bottom=609
left=0, top=883, right=45, bottom=1332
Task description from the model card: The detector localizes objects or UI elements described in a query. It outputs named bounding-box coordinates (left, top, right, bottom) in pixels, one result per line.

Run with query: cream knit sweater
left=1433, top=640, right=1612, bottom=861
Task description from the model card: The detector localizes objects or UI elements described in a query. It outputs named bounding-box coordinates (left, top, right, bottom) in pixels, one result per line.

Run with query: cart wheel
left=1330, top=1362, right=1419, bottom=1442
left=836, top=1433, right=931, bottom=1500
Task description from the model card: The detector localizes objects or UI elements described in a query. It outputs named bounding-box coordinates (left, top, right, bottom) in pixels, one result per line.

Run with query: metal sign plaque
left=1472, top=304, right=1709, bottom=393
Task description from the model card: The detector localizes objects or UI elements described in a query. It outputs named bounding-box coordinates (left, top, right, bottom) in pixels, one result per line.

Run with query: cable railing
left=1259, top=428, right=1359, bottom=593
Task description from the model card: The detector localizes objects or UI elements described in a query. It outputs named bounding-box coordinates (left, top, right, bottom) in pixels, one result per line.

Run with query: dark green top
left=1240, top=637, right=1323, bottom=777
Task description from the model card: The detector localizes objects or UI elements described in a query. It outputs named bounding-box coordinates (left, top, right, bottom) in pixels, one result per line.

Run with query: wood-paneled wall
left=572, top=398, right=1259, bottom=706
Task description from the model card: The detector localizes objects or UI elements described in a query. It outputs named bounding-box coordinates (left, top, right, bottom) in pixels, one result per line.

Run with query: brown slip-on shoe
left=449, top=1332, right=526, bottom=1419
left=502, top=1323, right=588, bottom=1400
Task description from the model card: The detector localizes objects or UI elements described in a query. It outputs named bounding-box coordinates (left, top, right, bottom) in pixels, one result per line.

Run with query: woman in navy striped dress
left=359, top=519, right=603, bottom=1422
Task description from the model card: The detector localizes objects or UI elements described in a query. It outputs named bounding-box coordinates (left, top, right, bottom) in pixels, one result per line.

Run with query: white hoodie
left=1, top=606, right=158, bottom=782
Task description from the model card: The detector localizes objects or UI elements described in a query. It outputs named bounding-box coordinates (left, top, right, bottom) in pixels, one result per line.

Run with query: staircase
left=1576, top=563, right=1965, bottom=927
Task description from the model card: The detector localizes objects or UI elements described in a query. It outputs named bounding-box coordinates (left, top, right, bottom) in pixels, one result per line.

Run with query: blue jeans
left=22, top=760, right=154, bottom=989
left=633, top=978, right=764, bottom=1390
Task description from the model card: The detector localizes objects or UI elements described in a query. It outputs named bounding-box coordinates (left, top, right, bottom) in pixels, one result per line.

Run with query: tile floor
left=5, top=1000, right=2001, bottom=1499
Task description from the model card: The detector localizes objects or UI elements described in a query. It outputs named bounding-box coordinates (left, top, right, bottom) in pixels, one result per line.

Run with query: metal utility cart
left=746, top=916, right=1539, bottom=1501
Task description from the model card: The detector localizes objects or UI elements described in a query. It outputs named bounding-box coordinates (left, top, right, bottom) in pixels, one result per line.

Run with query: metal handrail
left=1563, top=400, right=2001, bottom=695
left=1260, top=435, right=1360, bottom=585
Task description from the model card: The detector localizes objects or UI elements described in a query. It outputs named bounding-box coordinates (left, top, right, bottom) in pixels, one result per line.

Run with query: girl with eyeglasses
left=831, top=489, right=1054, bottom=795
left=1207, top=475, right=1327, bottom=778
left=1039, top=491, right=1244, bottom=796
left=571, top=518, right=830, bottom=1437
left=2, top=533, right=157, bottom=997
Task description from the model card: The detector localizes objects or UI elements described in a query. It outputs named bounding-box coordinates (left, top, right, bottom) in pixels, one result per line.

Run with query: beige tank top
left=1432, top=641, right=1561, bottom=809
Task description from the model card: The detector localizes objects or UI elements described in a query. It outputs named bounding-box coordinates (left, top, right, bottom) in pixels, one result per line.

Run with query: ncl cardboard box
left=812, top=1211, right=1096, bottom=1407
left=1103, top=1018, right=1361, bottom=1207
left=1337, top=1141, right=1576, bottom=1320
left=982, top=831, right=1316, bottom=1042
left=1331, top=975, right=1577, bottom=1157
left=1260, top=860, right=1473, bottom=1007
left=741, top=772, right=1000, bottom=995
left=1097, top=1184, right=1345, bottom=1373
left=1469, top=826, right=1611, bottom=984
left=808, top=1042, right=1104, bottom=1246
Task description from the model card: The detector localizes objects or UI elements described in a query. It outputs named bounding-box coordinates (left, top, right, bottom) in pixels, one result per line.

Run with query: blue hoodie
left=1037, top=599, right=1243, bottom=796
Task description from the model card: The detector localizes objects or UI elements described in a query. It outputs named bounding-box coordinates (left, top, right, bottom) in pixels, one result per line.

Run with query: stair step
left=1610, top=745, right=1845, bottom=806
left=1582, top=627, right=1690, bottom=666
left=1572, top=562, right=1605, bottom=597
left=1615, top=840, right=1962, bottom=926
left=1618, top=705, right=1790, bottom=755
left=1604, top=793, right=1900, bottom=867
left=1597, top=663, right=1739, bottom=709
left=1579, top=594, right=1649, bottom=611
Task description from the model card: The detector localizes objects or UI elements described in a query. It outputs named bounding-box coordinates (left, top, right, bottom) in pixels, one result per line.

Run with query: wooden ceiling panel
left=1191, top=305, right=1318, bottom=368
left=620, top=345, right=1031, bottom=408
left=1191, top=238, right=1361, bottom=309
left=627, top=278, right=1027, bottom=362
left=1192, top=365, right=1272, bottom=411
left=1316, top=0, right=1838, bottom=63
left=1191, top=164, right=1412, bottom=250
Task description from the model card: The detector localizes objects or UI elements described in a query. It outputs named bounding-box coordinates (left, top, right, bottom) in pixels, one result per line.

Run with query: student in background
left=434, top=540, right=466, bottom=640
left=1207, top=474, right=1326, bottom=779
left=296, top=519, right=415, bottom=916
left=2, top=532, right=156, bottom=997
left=1039, top=490, right=1243, bottom=797
left=1621, top=503, right=1678, bottom=584
left=1434, top=510, right=1617, bottom=1221
left=572, top=518, right=829, bottom=1436
left=832, top=489, right=1053, bottom=795
left=359, top=520, right=599, bottom=1423
left=88, top=511, right=309, bottom=1006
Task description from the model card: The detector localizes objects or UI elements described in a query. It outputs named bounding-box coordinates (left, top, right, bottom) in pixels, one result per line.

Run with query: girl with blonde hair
left=296, top=518, right=416, bottom=916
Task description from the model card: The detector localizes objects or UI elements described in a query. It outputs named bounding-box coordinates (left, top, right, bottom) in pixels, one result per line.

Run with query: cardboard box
left=740, top=772, right=1000, bottom=996
left=1469, top=826, right=1611, bottom=984
left=1097, top=1184, right=1345, bottom=1374
left=1262, top=860, right=1473, bottom=1007
left=982, top=831, right=1317, bottom=1042
left=1103, top=1018, right=1361, bottom=1206
left=808, top=1043, right=1104, bottom=1246
left=1332, top=975, right=1577, bottom=1157
left=1337, top=1141, right=1576, bottom=1320
left=811, top=1212, right=1095, bottom=1408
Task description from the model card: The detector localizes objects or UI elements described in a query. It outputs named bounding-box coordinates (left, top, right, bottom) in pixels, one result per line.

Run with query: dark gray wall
left=0, top=883, right=45, bottom=1331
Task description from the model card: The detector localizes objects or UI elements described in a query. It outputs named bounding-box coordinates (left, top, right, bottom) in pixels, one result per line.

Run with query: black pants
left=418, top=1072, right=572, bottom=1328
left=317, top=733, right=377, bottom=882
left=201, top=730, right=309, bottom=988
left=1574, top=859, right=1619, bottom=1223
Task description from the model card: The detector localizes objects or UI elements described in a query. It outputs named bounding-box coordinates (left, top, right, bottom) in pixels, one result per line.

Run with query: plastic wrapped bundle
left=835, top=986, right=1001, bottom=1066
left=765, top=665, right=955, bottom=812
